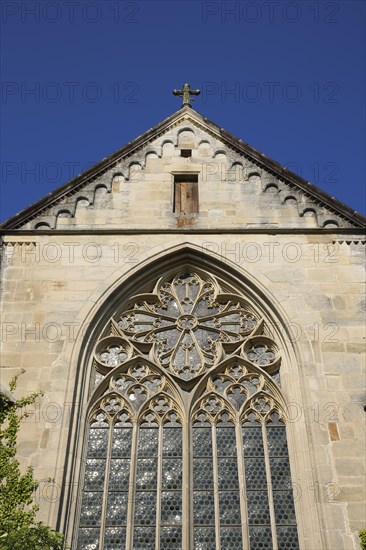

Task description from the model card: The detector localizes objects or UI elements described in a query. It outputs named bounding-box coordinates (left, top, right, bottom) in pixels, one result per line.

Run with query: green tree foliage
left=359, top=530, right=366, bottom=550
left=0, top=370, right=66, bottom=549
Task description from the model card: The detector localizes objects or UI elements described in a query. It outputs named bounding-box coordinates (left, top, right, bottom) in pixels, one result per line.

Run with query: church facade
left=0, top=104, right=365, bottom=549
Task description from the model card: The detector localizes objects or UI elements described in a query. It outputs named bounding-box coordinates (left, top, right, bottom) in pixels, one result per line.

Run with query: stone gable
left=1, top=107, right=364, bottom=231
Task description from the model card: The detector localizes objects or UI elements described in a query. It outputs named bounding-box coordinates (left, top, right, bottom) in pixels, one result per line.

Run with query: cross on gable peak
left=173, top=83, right=201, bottom=107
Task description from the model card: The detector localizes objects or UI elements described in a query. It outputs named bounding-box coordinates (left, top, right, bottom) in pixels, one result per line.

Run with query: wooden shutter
left=174, top=175, right=199, bottom=213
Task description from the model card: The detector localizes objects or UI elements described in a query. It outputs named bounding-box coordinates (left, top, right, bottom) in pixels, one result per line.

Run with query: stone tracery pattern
left=208, top=363, right=278, bottom=414
left=91, top=361, right=179, bottom=419
left=77, top=270, right=299, bottom=549
left=191, top=368, right=299, bottom=550
left=78, top=360, right=183, bottom=550
left=115, top=271, right=260, bottom=381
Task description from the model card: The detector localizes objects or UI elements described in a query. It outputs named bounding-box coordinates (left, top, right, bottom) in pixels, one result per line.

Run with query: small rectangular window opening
left=181, top=149, right=192, bottom=158
left=174, top=174, right=199, bottom=214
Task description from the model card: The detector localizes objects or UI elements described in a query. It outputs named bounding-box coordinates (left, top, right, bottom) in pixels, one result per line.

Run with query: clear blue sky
left=1, top=0, right=365, bottom=222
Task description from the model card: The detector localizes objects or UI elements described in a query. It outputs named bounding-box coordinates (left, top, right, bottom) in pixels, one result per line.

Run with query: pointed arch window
left=76, top=271, right=299, bottom=549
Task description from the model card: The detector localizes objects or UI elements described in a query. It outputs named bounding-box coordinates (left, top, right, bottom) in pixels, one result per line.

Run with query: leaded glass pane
left=218, top=457, right=239, bottom=489
left=270, top=456, right=292, bottom=490
left=137, top=427, right=159, bottom=456
left=193, top=492, right=216, bottom=525
left=242, top=427, right=264, bottom=456
left=160, top=526, right=182, bottom=548
left=160, top=491, right=182, bottom=524
left=193, top=458, right=214, bottom=489
left=99, top=344, right=127, bottom=368
left=154, top=328, right=180, bottom=349
left=133, top=527, right=156, bottom=549
left=87, top=428, right=108, bottom=458
left=79, top=492, right=103, bottom=527
left=220, top=527, right=243, bottom=549
left=248, top=526, right=273, bottom=550
left=192, top=427, right=212, bottom=456
left=247, top=491, right=271, bottom=525
left=127, top=385, right=147, bottom=409
left=77, top=527, right=100, bottom=550
left=276, top=526, right=300, bottom=549
left=111, top=427, right=132, bottom=457
left=273, top=491, right=297, bottom=524
left=216, top=423, right=242, bottom=543
left=162, top=458, right=182, bottom=490
left=194, top=527, right=216, bottom=549
left=135, top=458, right=158, bottom=490
left=105, top=492, right=128, bottom=526
left=244, top=457, right=267, bottom=490
left=267, top=423, right=300, bottom=545
left=104, top=527, right=126, bottom=549
left=134, top=491, right=157, bottom=525
left=83, top=459, right=106, bottom=491
left=109, top=459, right=130, bottom=490
left=267, top=425, right=289, bottom=456
left=216, top=426, right=237, bottom=456
left=242, top=420, right=274, bottom=548
left=154, top=297, right=180, bottom=317
left=163, top=427, right=182, bottom=456
left=193, top=421, right=215, bottom=546
left=219, top=491, right=242, bottom=524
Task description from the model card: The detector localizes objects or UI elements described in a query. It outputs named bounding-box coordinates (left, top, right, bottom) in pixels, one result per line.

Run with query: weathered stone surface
left=335, top=459, right=365, bottom=477
left=0, top=108, right=365, bottom=549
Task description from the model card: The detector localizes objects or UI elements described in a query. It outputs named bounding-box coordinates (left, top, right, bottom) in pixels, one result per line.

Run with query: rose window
left=116, top=272, right=258, bottom=380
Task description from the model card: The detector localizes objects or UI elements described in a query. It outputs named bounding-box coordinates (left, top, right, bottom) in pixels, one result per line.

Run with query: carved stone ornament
left=114, top=271, right=261, bottom=381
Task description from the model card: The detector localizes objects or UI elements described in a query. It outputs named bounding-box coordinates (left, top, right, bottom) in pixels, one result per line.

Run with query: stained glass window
left=76, top=271, right=299, bottom=549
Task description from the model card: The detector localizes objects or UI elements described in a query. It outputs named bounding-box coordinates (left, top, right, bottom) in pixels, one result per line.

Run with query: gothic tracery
left=77, top=270, right=299, bottom=549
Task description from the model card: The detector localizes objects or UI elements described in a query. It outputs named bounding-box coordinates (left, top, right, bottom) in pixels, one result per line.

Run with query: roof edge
left=1, top=227, right=365, bottom=237
left=1, top=105, right=365, bottom=229
left=0, top=107, right=190, bottom=229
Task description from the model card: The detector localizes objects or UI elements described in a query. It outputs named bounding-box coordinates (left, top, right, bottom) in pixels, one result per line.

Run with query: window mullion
left=262, top=422, right=278, bottom=550
left=98, top=425, right=112, bottom=550
left=211, top=424, right=221, bottom=550
left=126, top=423, right=138, bottom=549
left=236, top=421, right=250, bottom=550
left=183, top=417, right=191, bottom=550
left=155, top=423, right=163, bottom=550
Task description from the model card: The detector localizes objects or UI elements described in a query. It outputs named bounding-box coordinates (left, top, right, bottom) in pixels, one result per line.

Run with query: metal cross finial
left=173, top=83, right=201, bottom=107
